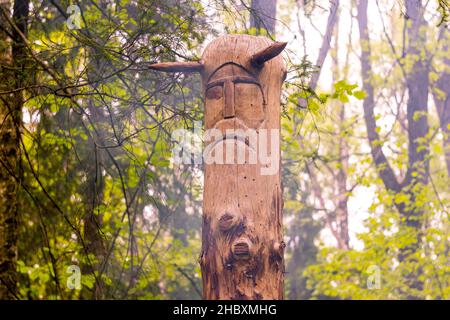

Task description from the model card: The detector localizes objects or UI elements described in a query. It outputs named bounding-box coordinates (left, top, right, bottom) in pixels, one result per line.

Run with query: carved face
left=205, top=63, right=266, bottom=130
left=148, top=36, right=287, bottom=167
left=148, top=36, right=287, bottom=132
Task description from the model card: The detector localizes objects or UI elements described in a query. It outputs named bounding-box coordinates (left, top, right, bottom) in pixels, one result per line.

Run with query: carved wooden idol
left=149, top=34, right=287, bottom=300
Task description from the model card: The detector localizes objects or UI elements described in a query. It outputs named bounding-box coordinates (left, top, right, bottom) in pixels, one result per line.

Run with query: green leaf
left=353, top=90, right=367, bottom=100
left=339, top=93, right=349, bottom=103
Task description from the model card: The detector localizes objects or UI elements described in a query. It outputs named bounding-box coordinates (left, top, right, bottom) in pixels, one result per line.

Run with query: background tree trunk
left=80, top=47, right=108, bottom=301
left=250, top=0, right=277, bottom=35
left=433, top=31, right=450, bottom=177
left=0, top=0, right=29, bottom=299
left=302, top=4, right=350, bottom=250
left=286, top=190, right=320, bottom=299
left=307, top=0, right=340, bottom=91
left=357, top=0, right=429, bottom=297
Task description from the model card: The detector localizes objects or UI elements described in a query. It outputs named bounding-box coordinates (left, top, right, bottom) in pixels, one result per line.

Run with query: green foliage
left=11, top=0, right=207, bottom=300
left=305, top=186, right=450, bottom=299
left=2, top=0, right=449, bottom=301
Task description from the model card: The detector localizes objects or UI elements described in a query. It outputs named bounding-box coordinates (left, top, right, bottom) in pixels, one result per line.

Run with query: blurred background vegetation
left=0, top=0, right=449, bottom=299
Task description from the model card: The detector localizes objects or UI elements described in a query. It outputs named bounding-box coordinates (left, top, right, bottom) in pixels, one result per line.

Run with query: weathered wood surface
left=149, top=34, right=286, bottom=300
left=200, top=35, right=285, bottom=300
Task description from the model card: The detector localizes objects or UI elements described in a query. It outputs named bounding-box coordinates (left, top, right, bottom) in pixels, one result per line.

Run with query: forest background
left=0, top=0, right=449, bottom=299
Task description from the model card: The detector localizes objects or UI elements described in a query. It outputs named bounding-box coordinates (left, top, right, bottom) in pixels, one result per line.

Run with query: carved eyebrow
left=206, top=61, right=258, bottom=83
left=206, top=76, right=266, bottom=105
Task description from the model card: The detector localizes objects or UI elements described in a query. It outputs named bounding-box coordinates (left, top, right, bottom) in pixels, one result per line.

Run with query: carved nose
left=223, top=80, right=235, bottom=119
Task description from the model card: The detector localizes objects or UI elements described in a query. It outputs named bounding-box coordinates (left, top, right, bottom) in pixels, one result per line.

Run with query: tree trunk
left=199, top=35, right=286, bottom=299
left=357, top=0, right=429, bottom=297
left=286, top=196, right=319, bottom=299
left=0, top=0, right=18, bottom=298
left=308, top=0, right=340, bottom=91
left=0, top=0, right=29, bottom=299
left=80, top=56, right=108, bottom=300
left=357, top=0, right=401, bottom=194
left=81, top=133, right=106, bottom=300
left=250, top=0, right=277, bottom=35
left=332, top=16, right=350, bottom=250
left=433, top=31, right=450, bottom=177
left=305, top=11, right=350, bottom=249
left=399, top=1, right=429, bottom=296
left=148, top=35, right=287, bottom=300
left=0, top=0, right=28, bottom=299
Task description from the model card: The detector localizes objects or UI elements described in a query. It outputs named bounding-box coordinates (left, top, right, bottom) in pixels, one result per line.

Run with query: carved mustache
left=212, top=117, right=250, bottom=133
left=207, top=118, right=258, bottom=152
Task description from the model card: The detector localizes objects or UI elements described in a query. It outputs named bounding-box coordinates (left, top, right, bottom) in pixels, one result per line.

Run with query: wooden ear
left=250, top=42, right=287, bottom=68
left=148, top=61, right=204, bottom=73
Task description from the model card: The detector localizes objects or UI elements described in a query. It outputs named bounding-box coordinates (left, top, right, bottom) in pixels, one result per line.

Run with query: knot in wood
left=232, top=238, right=252, bottom=260
left=218, top=212, right=239, bottom=232
left=273, top=241, right=286, bottom=254
left=271, top=241, right=285, bottom=261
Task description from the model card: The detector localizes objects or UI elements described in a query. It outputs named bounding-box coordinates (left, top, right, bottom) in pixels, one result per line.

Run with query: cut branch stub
left=232, top=238, right=252, bottom=260
left=218, top=212, right=240, bottom=233
left=271, top=241, right=286, bottom=259
left=148, top=61, right=203, bottom=73
left=250, top=41, right=287, bottom=68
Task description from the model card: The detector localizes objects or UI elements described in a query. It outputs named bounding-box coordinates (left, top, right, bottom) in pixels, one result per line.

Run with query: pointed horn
left=148, top=61, right=203, bottom=73
left=250, top=42, right=287, bottom=67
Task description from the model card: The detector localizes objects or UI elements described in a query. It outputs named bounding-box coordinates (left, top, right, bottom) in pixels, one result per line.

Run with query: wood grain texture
left=200, top=34, right=286, bottom=300
left=148, top=61, right=203, bottom=73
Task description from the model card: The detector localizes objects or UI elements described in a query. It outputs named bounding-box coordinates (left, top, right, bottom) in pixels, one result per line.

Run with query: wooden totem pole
left=150, top=35, right=286, bottom=299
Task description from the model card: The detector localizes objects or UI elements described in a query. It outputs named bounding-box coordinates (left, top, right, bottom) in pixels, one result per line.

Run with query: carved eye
left=234, top=83, right=264, bottom=127
left=206, top=86, right=223, bottom=100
